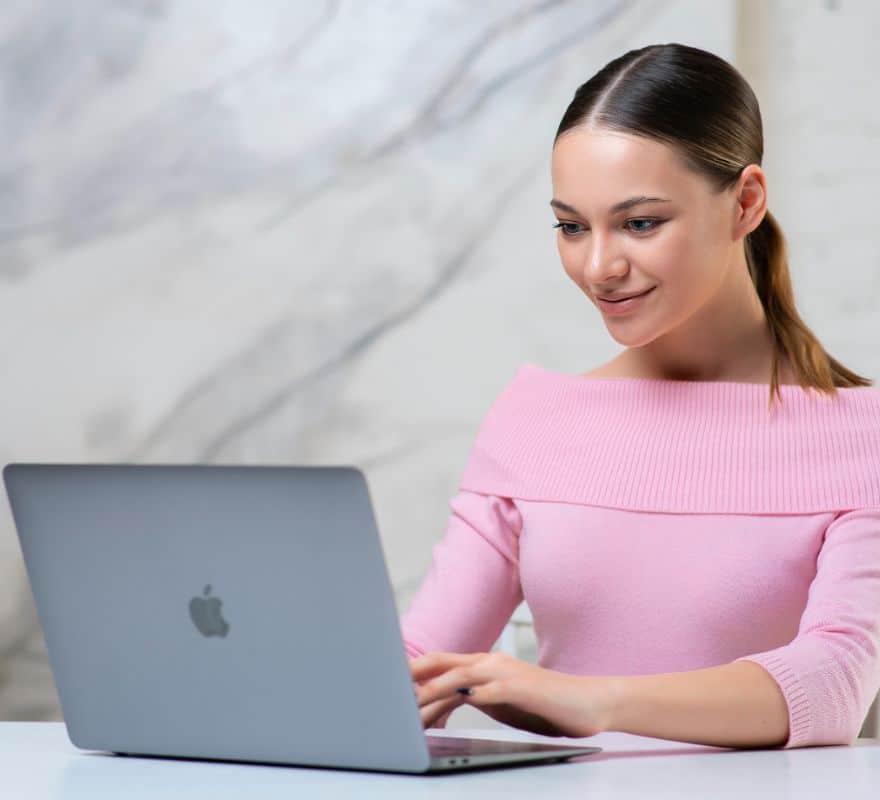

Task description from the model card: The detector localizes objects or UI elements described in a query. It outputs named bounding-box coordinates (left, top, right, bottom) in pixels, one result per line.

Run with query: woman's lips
left=596, top=286, right=656, bottom=315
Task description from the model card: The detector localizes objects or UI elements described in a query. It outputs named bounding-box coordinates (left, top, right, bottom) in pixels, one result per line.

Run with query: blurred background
left=1, top=0, right=877, bottom=732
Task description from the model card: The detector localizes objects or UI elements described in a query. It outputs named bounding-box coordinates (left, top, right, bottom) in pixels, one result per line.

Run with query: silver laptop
left=2, top=463, right=601, bottom=774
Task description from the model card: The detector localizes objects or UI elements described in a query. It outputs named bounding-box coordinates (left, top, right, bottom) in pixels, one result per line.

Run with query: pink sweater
left=400, top=362, right=880, bottom=749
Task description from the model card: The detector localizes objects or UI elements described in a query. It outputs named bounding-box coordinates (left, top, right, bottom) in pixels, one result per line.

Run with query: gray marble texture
left=1, top=0, right=877, bottom=737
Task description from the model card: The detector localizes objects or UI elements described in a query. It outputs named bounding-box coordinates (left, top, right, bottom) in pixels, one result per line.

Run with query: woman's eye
left=551, top=218, right=662, bottom=236
left=552, top=222, right=583, bottom=236
left=626, top=218, right=664, bottom=234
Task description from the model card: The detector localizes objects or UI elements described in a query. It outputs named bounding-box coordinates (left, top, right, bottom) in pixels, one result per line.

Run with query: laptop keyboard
left=425, top=734, right=564, bottom=756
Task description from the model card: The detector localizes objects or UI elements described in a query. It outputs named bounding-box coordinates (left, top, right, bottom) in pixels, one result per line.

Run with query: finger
left=416, top=663, right=483, bottom=708
left=420, top=694, right=466, bottom=729
left=420, top=695, right=457, bottom=728
left=410, top=652, right=482, bottom=682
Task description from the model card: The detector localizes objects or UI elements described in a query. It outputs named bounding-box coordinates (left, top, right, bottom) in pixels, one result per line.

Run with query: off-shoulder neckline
left=519, top=361, right=880, bottom=393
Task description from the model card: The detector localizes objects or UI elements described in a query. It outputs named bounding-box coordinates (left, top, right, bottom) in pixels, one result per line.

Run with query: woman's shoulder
left=579, top=355, right=639, bottom=378
left=579, top=353, right=803, bottom=385
left=580, top=364, right=624, bottom=378
left=579, top=352, right=677, bottom=379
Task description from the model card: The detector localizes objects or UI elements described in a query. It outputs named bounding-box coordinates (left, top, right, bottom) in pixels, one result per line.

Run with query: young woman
left=401, top=43, right=880, bottom=750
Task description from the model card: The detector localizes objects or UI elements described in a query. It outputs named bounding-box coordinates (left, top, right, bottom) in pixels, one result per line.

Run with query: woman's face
left=550, top=127, right=744, bottom=348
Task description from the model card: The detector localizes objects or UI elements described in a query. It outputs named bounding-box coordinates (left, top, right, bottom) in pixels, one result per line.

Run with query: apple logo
left=189, top=584, right=230, bottom=638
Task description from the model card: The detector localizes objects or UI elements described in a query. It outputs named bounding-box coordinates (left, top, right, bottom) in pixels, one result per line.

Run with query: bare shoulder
left=581, top=365, right=613, bottom=377
left=583, top=353, right=801, bottom=383
left=580, top=356, right=635, bottom=378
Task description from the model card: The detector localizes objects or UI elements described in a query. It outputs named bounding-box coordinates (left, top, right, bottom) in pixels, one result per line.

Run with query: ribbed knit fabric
left=400, top=362, right=880, bottom=749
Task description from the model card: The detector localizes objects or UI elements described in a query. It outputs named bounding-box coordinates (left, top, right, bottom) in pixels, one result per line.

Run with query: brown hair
left=554, top=43, right=873, bottom=412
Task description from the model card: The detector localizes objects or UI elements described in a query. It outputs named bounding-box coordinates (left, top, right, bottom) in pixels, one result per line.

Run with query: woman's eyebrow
left=549, top=196, right=671, bottom=216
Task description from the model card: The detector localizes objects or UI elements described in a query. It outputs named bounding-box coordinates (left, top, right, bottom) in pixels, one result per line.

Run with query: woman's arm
left=599, top=659, right=789, bottom=748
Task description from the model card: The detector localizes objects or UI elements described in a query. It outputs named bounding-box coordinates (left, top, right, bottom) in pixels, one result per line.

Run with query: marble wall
left=1, top=0, right=877, bottom=737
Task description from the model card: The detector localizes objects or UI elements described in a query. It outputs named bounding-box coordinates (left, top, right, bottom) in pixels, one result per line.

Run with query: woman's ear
left=735, top=164, right=768, bottom=238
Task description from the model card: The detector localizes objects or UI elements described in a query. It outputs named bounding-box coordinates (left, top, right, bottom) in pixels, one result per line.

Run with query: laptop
left=2, top=463, right=601, bottom=774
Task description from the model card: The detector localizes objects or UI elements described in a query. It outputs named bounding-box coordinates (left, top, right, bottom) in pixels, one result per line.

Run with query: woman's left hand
left=410, top=650, right=613, bottom=738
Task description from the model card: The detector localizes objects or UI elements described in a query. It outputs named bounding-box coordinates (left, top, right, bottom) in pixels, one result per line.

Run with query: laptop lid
left=4, top=463, right=441, bottom=771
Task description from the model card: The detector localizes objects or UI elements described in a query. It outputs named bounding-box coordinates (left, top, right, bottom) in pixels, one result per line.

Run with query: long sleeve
left=400, top=490, right=524, bottom=727
left=401, top=489, right=524, bottom=658
left=734, top=508, right=880, bottom=748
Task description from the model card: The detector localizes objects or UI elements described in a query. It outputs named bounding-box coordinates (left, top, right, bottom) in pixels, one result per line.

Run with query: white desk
left=4, top=722, right=879, bottom=798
